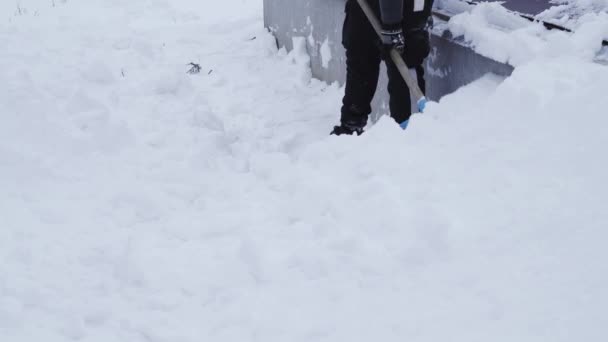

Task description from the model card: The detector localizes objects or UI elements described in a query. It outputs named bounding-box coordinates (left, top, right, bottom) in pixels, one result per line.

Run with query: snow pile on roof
left=446, top=1, right=608, bottom=65
left=539, top=0, right=608, bottom=25
left=1, top=1, right=608, bottom=342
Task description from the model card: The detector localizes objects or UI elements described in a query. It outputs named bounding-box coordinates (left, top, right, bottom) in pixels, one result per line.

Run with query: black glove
left=380, top=24, right=405, bottom=56
left=403, top=28, right=431, bottom=67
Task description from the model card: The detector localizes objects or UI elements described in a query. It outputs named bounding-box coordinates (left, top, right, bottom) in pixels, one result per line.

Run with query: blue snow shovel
left=355, top=0, right=428, bottom=113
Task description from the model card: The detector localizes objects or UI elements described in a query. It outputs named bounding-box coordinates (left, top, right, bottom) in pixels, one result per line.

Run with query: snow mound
left=538, top=0, right=608, bottom=26
left=1, top=1, right=607, bottom=342
left=447, top=1, right=608, bottom=65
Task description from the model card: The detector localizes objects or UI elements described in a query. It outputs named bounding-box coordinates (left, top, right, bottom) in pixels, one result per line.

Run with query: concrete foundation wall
left=263, top=0, right=514, bottom=118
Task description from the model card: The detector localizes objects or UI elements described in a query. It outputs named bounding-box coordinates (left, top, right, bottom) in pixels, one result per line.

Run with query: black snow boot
left=330, top=123, right=364, bottom=136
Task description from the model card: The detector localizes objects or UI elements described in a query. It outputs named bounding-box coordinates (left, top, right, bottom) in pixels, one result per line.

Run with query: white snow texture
left=1, top=1, right=608, bottom=342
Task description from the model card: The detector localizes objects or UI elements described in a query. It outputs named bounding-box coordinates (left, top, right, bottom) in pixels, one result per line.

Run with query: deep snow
left=1, top=1, right=608, bottom=342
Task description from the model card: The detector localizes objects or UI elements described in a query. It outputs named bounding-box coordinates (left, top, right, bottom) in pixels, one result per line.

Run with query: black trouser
left=341, top=0, right=430, bottom=127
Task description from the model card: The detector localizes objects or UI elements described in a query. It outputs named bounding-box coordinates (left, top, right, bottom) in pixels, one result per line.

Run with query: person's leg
left=335, top=0, right=382, bottom=134
left=385, top=58, right=413, bottom=125
left=385, top=25, right=431, bottom=125
left=416, top=64, right=426, bottom=95
left=340, top=48, right=382, bottom=129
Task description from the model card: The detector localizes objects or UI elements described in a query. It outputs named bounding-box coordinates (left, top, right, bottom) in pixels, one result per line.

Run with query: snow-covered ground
left=1, top=1, right=608, bottom=341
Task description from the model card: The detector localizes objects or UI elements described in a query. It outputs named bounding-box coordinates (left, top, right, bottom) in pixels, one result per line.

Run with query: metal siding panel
left=471, top=0, right=553, bottom=15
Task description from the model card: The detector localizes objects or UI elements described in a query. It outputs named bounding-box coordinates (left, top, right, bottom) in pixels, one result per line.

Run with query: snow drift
left=1, top=1, right=607, bottom=342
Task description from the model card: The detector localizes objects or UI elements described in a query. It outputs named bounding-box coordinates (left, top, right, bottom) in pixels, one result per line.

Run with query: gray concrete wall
left=264, top=0, right=514, bottom=119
